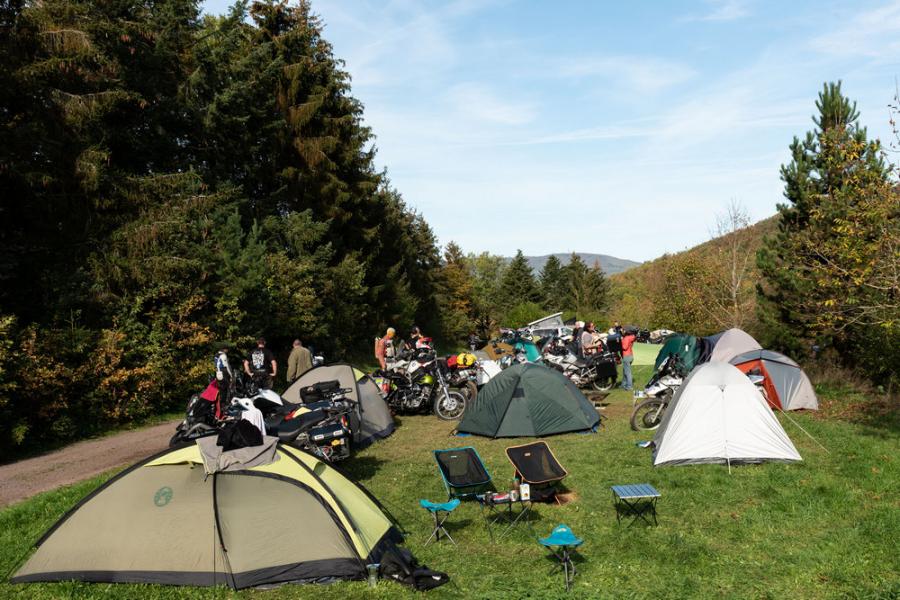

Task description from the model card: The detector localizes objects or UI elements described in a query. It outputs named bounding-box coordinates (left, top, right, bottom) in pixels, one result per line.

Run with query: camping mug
left=367, top=563, right=379, bottom=587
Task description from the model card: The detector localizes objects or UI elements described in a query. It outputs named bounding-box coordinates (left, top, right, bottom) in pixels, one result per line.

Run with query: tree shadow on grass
left=338, top=455, right=387, bottom=481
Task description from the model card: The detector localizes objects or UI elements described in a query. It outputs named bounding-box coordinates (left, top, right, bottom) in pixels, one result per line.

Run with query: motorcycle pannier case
left=309, top=424, right=349, bottom=444
left=300, top=379, right=341, bottom=403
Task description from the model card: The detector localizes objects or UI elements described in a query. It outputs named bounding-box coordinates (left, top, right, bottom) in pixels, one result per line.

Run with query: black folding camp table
left=611, top=483, right=660, bottom=526
left=478, top=492, right=535, bottom=542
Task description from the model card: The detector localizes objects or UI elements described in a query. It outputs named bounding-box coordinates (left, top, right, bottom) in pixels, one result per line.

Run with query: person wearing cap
left=286, top=338, right=312, bottom=382
left=406, top=325, right=423, bottom=351
left=244, top=337, right=277, bottom=389
left=376, top=327, right=396, bottom=370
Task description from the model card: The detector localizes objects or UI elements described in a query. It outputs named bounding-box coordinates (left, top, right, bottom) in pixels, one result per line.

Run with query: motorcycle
left=377, top=347, right=467, bottom=420
left=442, top=353, right=480, bottom=404
left=629, top=356, right=770, bottom=431
left=630, top=354, right=685, bottom=431
left=541, top=336, right=618, bottom=392
left=170, top=375, right=354, bottom=462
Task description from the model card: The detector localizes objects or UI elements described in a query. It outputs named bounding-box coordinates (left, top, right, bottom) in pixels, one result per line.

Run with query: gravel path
left=0, top=420, right=180, bottom=508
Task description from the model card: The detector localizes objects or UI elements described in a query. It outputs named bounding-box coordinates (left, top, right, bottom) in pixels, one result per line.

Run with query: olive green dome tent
left=456, top=363, right=600, bottom=438
left=12, top=441, right=406, bottom=589
left=283, top=363, right=395, bottom=448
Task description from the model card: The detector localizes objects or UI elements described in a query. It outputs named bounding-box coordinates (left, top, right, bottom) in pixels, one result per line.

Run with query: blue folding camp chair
left=433, top=447, right=493, bottom=500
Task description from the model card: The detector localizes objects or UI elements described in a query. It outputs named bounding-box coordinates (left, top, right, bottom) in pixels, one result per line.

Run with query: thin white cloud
left=683, top=0, right=751, bottom=22
left=447, top=83, right=538, bottom=125
left=811, top=0, right=900, bottom=61
left=560, top=56, right=697, bottom=94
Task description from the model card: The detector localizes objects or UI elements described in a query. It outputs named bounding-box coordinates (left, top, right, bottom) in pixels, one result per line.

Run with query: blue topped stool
left=539, top=524, right=583, bottom=591
left=420, top=499, right=461, bottom=546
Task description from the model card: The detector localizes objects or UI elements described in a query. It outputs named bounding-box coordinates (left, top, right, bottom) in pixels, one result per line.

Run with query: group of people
left=213, top=337, right=315, bottom=397
left=375, top=326, right=430, bottom=370
left=573, top=320, right=636, bottom=391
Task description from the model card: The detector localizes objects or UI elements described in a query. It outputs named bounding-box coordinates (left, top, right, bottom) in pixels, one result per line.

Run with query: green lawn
left=631, top=342, right=658, bottom=366
left=2, top=366, right=898, bottom=599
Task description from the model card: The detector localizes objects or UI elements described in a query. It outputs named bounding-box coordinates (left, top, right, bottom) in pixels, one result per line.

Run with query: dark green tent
left=456, top=363, right=600, bottom=438
left=653, top=334, right=702, bottom=373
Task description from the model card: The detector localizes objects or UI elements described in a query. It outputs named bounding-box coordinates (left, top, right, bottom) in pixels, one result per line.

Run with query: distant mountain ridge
left=517, top=253, right=641, bottom=275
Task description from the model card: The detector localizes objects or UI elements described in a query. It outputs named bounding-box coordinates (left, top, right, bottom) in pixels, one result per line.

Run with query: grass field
left=1, top=365, right=898, bottom=599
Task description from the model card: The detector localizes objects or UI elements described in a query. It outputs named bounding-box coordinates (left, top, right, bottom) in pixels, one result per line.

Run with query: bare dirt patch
left=0, top=420, right=179, bottom=508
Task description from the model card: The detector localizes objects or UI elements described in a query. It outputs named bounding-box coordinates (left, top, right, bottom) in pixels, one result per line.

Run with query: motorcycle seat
left=275, top=408, right=328, bottom=436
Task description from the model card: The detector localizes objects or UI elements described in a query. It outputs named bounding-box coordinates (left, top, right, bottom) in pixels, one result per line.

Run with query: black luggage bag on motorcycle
left=299, top=379, right=342, bottom=403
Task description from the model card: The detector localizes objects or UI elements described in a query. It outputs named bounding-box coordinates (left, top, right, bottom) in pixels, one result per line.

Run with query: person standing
left=376, top=327, right=396, bottom=370
left=286, top=338, right=313, bottom=383
left=620, top=327, right=637, bottom=391
left=580, top=322, right=601, bottom=356
left=244, top=337, right=277, bottom=389
left=213, top=344, right=233, bottom=417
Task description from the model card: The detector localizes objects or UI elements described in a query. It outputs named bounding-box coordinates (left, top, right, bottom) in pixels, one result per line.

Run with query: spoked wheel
left=592, top=375, right=617, bottom=392
left=630, top=398, right=668, bottom=431
left=434, top=390, right=467, bottom=421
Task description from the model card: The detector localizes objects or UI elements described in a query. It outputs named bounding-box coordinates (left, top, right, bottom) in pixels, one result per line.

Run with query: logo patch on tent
left=154, top=486, right=173, bottom=507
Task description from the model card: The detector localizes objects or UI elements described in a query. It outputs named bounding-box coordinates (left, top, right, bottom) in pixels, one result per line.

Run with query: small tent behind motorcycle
left=283, top=363, right=395, bottom=448
left=652, top=361, right=802, bottom=467
left=456, top=363, right=600, bottom=438
left=653, top=334, right=707, bottom=373
left=730, top=349, right=818, bottom=411
left=704, top=328, right=762, bottom=363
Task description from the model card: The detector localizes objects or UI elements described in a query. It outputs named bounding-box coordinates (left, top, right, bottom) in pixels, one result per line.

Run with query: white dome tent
left=652, top=361, right=802, bottom=469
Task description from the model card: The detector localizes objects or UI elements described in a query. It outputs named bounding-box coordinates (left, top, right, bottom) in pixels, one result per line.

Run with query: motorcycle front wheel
left=434, top=390, right=467, bottom=421
left=630, top=398, right=667, bottom=431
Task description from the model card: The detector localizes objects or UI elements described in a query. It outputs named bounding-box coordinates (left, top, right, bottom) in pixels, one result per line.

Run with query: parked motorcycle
left=170, top=377, right=355, bottom=462
left=629, top=354, right=685, bottom=431
left=377, top=347, right=467, bottom=420
left=443, top=353, right=480, bottom=404
left=541, top=336, right=618, bottom=392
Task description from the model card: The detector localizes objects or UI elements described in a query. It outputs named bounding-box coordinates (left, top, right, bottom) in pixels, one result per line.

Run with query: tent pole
left=777, top=407, right=830, bottom=453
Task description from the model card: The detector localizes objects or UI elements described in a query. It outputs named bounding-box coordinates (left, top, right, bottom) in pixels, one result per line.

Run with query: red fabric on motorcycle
left=446, top=355, right=458, bottom=369
left=200, top=380, right=218, bottom=402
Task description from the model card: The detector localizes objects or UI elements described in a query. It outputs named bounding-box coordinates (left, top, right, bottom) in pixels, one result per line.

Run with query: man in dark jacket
left=244, top=337, right=277, bottom=389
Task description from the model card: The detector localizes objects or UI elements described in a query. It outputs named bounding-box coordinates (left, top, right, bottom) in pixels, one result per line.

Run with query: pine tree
left=539, top=255, right=566, bottom=310
left=500, top=250, right=540, bottom=309
left=562, top=254, right=610, bottom=318
left=438, top=242, right=475, bottom=342
left=757, top=81, right=886, bottom=354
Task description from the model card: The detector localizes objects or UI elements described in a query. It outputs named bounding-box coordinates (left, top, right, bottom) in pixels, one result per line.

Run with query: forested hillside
left=608, top=214, right=777, bottom=337
left=0, top=0, right=442, bottom=454
left=608, top=83, right=898, bottom=388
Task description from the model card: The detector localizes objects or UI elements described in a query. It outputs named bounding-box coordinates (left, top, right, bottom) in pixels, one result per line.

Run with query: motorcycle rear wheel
left=592, top=375, right=617, bottom=392
left=434, top=390, right=467, bottom=421
left=630, top=398, right=667, bottom=431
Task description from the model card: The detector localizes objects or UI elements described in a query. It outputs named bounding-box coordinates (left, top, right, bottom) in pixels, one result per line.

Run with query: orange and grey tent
left=730, top=349, right=818, bottom=411
left=12, top=440, right=405, bottom=589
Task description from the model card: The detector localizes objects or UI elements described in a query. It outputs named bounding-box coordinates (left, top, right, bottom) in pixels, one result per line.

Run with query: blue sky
left=203, top=0, right=900, bottom=262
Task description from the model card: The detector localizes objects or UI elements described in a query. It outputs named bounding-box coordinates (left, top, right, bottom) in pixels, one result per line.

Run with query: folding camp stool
left=538, top=524, right=583, bottom=592
left=419, top=499, right=460, bottom=546
left=611, top=483, right=660, bottom=526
